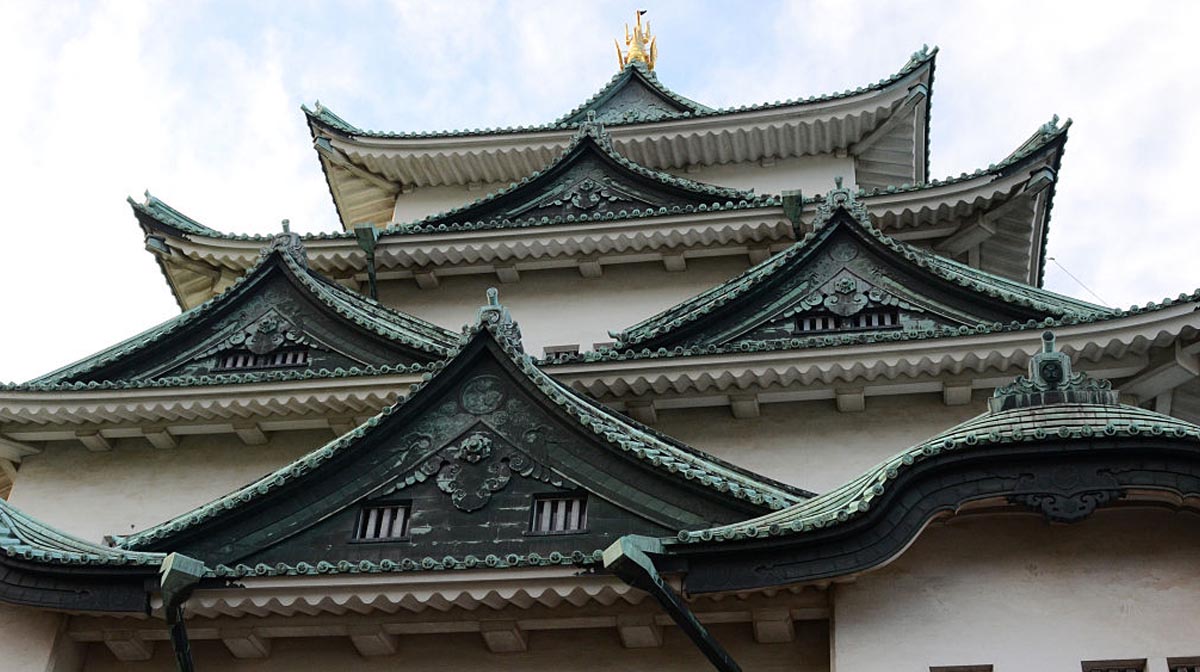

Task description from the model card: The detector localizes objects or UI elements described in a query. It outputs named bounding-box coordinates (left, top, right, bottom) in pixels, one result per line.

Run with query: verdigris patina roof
left=0, top=499, right=163, bottom=567
left=303, top=47, right=936, bottom=139
left=0, top=498, right=165, bottom=612
left=610, top=173, right=1110, bottom=352
left=114, top=292, right=808, bottom=576
left=555, top=60, right=712, bottom=125
left=30, top=228, right=458, bottom=387
left=673, top=332, right=1200, bottom=545
left=381, top=121, right=771, bottom=236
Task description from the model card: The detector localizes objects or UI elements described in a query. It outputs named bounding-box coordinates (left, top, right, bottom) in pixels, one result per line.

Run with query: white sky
left=1, top=0, right=1197, bottom=382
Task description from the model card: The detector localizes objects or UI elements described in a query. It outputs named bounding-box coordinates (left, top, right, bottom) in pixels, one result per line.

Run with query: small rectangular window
left=1082, top=660, right=1146, bottom=672
left=354, top=504, right=410, bottom=541
left=931, top=666, right=993, bottom=672
left=1167, top=658, right=1200, bottom=672
left=217, top=348, right=309, bottom=371
left=530, top=495, right=587, bottom=534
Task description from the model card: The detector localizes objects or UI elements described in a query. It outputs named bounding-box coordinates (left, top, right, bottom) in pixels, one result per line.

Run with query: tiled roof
left=0, top=499, right=163, bottom=567
left=302, top=47, right=937, bottom=140
left=27, top=236, right=458, bottom=386
left=117, top=298, right=808, bottom=551
left=611, top=161, right=1108, bottom=351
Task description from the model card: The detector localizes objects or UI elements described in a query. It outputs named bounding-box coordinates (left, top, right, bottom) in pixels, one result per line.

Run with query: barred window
left=354, top=504, right=410, bottom=541
left=797, top=310, right=899, bottom=333
left=530, top=495, right=587, bottom=534
left=1082, top=660, right=1146, bottom=672
left=1167, top=659, right=1199, bottom=672
left=217, top=348, right=309, bottom=371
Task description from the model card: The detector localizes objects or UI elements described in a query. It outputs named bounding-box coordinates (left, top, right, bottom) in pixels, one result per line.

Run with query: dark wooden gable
left=41, top=249, right=453, bottom=385
left=558, top=64, right=704, bottom=125
left=421, top=130, right=746, bottom=229
left=124, top=326, right=795, bottom=569
left=615, top=201, right=1105, bottom=352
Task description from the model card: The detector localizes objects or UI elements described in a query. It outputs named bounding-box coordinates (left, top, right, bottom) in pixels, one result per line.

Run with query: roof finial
left=989, top=331, right=1118, bottom=412
left=261, top=219, right=308, bottom=269
left=615, top=10, right=657, bottom=71
left=475, top=287, right=524, bottom=351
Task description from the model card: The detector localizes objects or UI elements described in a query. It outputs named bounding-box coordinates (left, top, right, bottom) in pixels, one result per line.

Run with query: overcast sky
left=1, top=1, right=1197, bottom=382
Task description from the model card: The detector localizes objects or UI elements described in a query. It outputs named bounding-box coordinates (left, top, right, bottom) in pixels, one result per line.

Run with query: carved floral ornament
left=390, top=428, right=561, bottom=513
left=227, top=310, right=305, bottom=355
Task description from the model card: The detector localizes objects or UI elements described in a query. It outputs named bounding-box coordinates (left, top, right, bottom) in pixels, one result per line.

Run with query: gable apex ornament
left=261, top=218, right=309, bottom=269
left=615, top=10, right=657, bottom=71
left=989, top=331, right=1118, bottom=412
left=812, top=176, right=870, bottom=228
left=475, top=288, right=524, bottom=352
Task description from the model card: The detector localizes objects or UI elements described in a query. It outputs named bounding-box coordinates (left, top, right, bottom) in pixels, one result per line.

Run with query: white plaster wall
left=81, top=622, right=829, bottom=671
left=0, top=605, right=81, bottom=672
left=665, top=155, right=856, bottom=197
left=377, top=256, right=753, bottom=359
left=391, top=181, right=510, bottom=224
left=656, top=393, right=988, bottom=493
left=831, top=508, right=1200, bottom=672
left=7, top=430, right=328, bottom=544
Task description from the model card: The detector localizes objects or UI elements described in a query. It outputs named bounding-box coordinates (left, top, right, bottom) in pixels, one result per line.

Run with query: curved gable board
left=130, top=332, right=785, bottom=569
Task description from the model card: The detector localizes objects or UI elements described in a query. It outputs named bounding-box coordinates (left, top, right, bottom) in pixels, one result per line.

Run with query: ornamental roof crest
left=615, top=10, right=657, bottom=71
left=260, top=219, right=308, bottom=269
left=989, top=331, right=1118, bottom=412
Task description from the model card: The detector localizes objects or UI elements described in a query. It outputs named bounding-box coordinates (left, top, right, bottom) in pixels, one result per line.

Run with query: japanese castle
left=2, top=14, right=1198, bottom=672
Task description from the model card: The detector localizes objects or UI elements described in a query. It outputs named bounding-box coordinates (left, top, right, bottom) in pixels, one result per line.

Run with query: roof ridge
left=31, top=240, right=457, bottom=385
left=614, top=172, right=1109, bottom=349
left=0, top=498, right=163, bottom=566
left=379, top=122, right=768, bottom=237
left=302, top=48, right=935, bottom=140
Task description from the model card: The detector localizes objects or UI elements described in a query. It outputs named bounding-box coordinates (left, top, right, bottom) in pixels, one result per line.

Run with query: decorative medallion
left=455, top=433, right=493, bottom=463
left=460, top=375, right=505, bottom=415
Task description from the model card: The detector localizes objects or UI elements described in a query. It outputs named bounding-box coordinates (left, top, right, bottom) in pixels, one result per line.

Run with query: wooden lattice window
left=1082, top=660, right=1146, bottom=672
left=1168, top=659, right=1200, bottom=672
left=530, top=494, right=587, bottom=534
left=216, top=348, right=309, bottom=371
left=930, top=666, right=993, bottom=672
left=354, top=504, right=410, bottom=541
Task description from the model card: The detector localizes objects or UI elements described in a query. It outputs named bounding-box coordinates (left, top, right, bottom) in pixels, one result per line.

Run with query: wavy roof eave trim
left=301, top=47, right=938, bottom=141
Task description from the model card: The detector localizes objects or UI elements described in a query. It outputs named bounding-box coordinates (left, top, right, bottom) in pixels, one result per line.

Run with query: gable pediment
left=417, top=129, right=758, bottom=231
left=35, top=248, right=456, bottom=386
left=558, top=66, right=704, bottom=125
left=615, top=185, right=1112, bottom=352
left=120, top=316, right=805, bottom=572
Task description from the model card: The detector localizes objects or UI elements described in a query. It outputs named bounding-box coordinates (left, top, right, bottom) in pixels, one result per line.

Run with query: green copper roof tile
left=0, top=499, right=163, bottom=567
left=377, top=121, right=772, bottom=237
left=117, top=297, right=808, bottom=550
left=30, top=228, right=458, bottom=386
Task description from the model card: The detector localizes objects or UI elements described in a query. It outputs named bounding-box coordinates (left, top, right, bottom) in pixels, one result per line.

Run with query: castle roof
left=114, top=295, right=808, bottom=576
left=611, top=174, right=1109, bottom=353
left=30, top=218, right=458, bottom=388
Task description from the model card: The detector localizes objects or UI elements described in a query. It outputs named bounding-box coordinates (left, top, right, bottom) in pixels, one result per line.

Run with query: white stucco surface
left=665, top=155, right=856, bottom=198
left=656, top=393, right=988, bottom=493
left=0, top=605, right=79, bottom=672
left=377, top=256, right=752, bottom=358
left=7, top=430, right=328, bottom=544
left=391, top=181, right=510, bottom=223
left=831, top=508, right=1200, bottom=671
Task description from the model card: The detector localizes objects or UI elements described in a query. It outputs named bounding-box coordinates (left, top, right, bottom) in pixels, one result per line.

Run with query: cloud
left=0, top=1, right=1196, bottom=381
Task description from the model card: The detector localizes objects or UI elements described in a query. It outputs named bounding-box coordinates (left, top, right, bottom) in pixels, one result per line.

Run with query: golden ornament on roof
left=615, top=10, right=657, bottom=71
